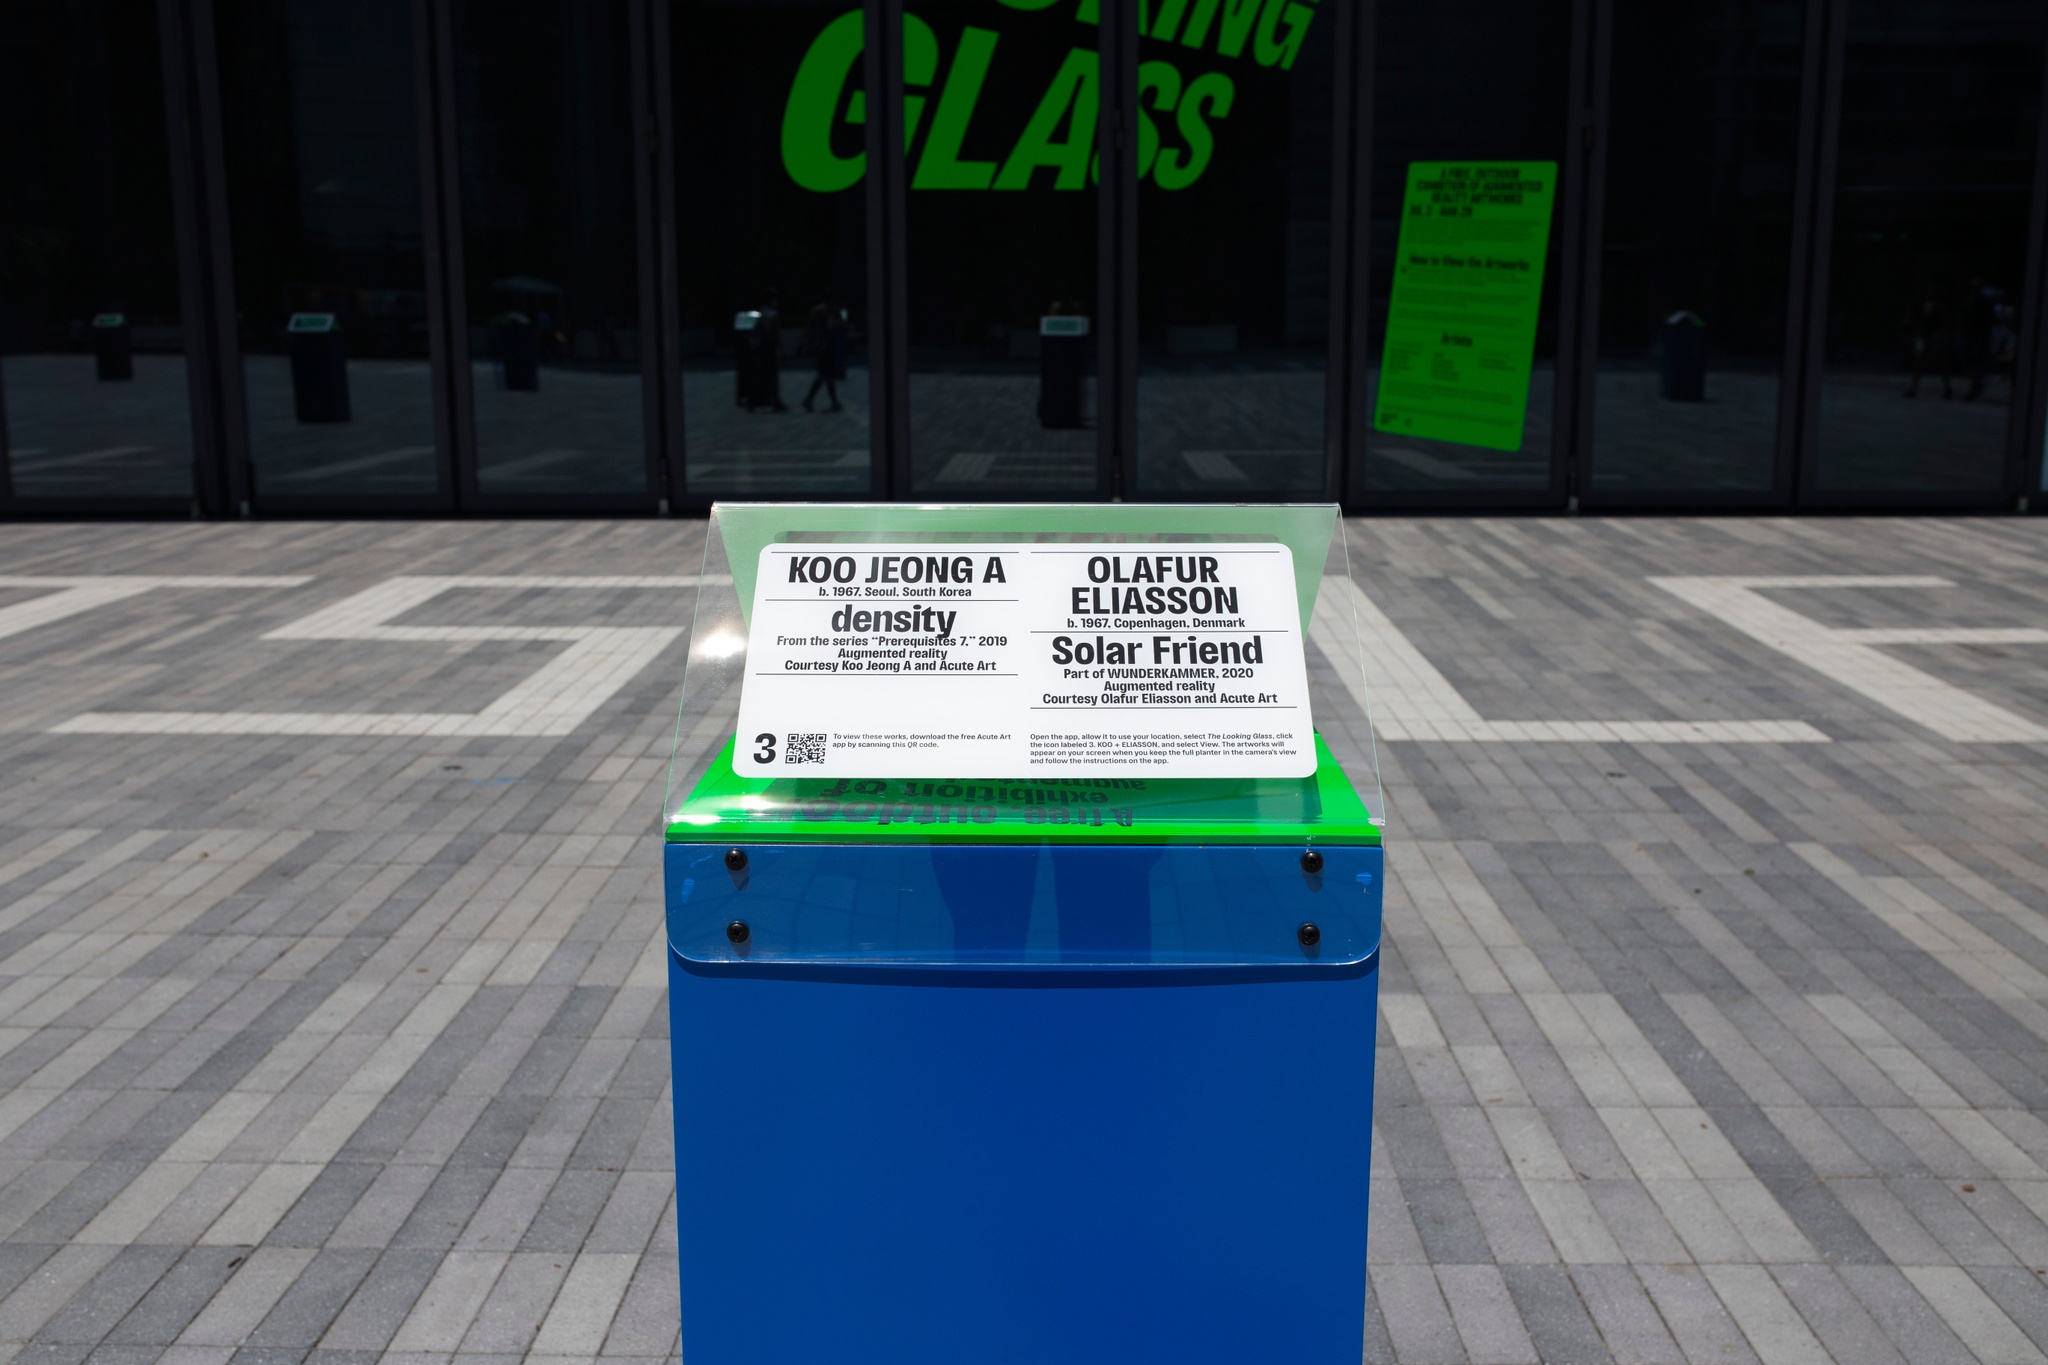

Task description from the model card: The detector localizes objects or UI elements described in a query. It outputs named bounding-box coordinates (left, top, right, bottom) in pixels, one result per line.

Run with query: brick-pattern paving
left=0, top=516, right=2043, bottom=1363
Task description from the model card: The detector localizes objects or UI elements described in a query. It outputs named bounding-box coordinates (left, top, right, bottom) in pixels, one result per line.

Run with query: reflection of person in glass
left=1903, top=293, right=1950, bottom=400
left=1958, top=278, right=1993, bottom=402
left=1991, top=287, right=2019, bottom=388
left=800, top=301, right=849, bottom=412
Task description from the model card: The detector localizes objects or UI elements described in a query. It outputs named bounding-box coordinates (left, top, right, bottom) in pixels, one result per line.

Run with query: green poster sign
left=1372, top=162, right=1556, bottom=453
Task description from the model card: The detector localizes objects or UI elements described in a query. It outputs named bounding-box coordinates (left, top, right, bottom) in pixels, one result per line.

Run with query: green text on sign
left=781, top=0, right=1318, bottom=194
left=1372, top=161, right=1556, bottom=453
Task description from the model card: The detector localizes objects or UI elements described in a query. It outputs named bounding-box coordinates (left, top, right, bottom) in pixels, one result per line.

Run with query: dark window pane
left=217, top=0, right=440, bottom=499
left=454, top=0, right=647, bottom=498
left=677, top=0, right=872, bottom=495
left=1132, top=0, right=1331, bottom=498
left=1590, top=0, right=1803, bottom=497
left=906, top=0, right=1100, bottom=497
left=1361, top=0, right=1568, bottom=494
left=1814, top=0, right=2045, bottom=494
left=0, top=0, right=194, bottom=501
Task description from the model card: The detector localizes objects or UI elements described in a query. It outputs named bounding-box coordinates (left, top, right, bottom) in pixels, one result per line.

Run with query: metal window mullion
left=1323, top=0, right=1371, bottom=507
left=1553, top=0, right=1606, bottom=511
left=866, top=0, right=910, bottom=498
left=2007, top=35, right=2048, bottom=507
left=1789, top=0, right=1848, bottom=507
left=164, top=0, right=249, bottom=518
left=1099, top=0, right=1137, bottom=501
left=628, top=0, right=669, bottom=510
left=408, top=0, right=462, bottom=509
left=1774, top=0, right=1836, bottom=508
left=650, top=0, right=686, bottom=509
left=1568, top=0, right=1612, bottom=505
left=1337, top=0, right=1379, bottom=509
left=425, top=0, right=476, bottom=509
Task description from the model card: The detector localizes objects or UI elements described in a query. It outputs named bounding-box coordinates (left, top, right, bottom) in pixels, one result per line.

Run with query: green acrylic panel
left=667, top=732, right=1381, bottom=847
left=1372, top=161, right=1557, bottom=453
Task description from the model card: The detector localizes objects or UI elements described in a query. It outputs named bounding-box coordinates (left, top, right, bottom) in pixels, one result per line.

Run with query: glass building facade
left=3, top=0, right=2046, bottom=516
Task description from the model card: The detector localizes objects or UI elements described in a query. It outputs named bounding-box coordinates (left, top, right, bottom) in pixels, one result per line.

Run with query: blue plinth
left=665, top=840, right=1381, bottom=1364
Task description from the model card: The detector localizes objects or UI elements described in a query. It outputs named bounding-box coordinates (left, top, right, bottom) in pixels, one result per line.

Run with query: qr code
left=784, top=733, right=828, bottom=765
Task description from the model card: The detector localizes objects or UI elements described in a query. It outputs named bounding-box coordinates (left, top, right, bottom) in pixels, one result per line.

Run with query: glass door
left=904, top=0, right=1103, bottom=498
left=1130, top=0, right=1334, bottom=499
left=451, top=0, right=654, bottom=503
left=215, top=0, right=446, bottom=505
left=0, top=0, right=197, bottom=507
left=1356, top=0, right=1572, bottom=503
left=1808, top=0, right=2046, bottom=502
left=1586, top=0, right=1806, bottom=505
left=674, top=0, right=875, bottom=497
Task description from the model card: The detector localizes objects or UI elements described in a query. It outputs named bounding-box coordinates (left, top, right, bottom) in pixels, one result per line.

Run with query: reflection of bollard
left=733, top=311, right=784, bottom=411
left=1658, top=310, right=1706, bottom=401
left=92, top=313, right=133, bottom=382
left=496, top=314, right=539, bottom=391
left=1037, top=315, right=1089, bottom=428
left=287, top=313, right=351, bottom=422
left=733, top=312, right=760, bottom=406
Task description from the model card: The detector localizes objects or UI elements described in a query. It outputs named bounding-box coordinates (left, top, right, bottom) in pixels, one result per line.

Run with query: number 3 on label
left=753, top=733, right=777, bottom=764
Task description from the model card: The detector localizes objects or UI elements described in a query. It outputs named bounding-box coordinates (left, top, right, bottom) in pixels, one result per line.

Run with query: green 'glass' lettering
left=1135, top=60, right=1182, bottom=179
left=782, top=10, right=866, bottom=192
left=993, top=48, right=1098, bottom=190
left=786, top=10, right=1255, bottom=192
left=1153, top=69, right=1230, bottom=190
left=1148, top=0, right=1193, bottom=41
left=905, top=16, right=939, bottom=150
left=914, top=27, right=1000, bottom=188
left=1179, top=0, right=1261, bottom=56
left=1255, top=0, right=1316, bottom=68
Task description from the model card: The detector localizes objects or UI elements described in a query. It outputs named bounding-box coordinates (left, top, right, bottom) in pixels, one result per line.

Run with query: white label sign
left=733, top=542, right=1315, bottom=778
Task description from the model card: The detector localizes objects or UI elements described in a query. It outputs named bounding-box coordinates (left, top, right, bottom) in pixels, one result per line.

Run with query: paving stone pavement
left=0, top=515, right=2043, bottom=1363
